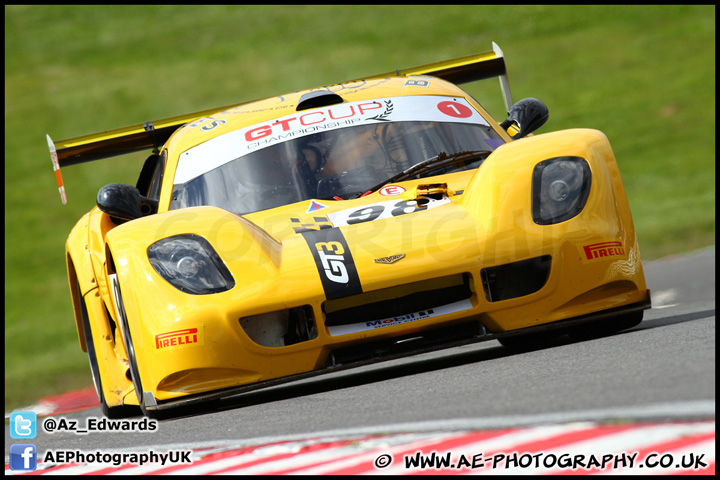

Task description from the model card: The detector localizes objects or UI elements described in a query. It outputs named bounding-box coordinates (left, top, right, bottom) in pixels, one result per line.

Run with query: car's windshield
left=171, top=95, right=504, bottom=215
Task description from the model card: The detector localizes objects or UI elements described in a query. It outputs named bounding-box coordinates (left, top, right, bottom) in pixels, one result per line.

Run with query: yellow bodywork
left=61, top=45, right=649, bottom=413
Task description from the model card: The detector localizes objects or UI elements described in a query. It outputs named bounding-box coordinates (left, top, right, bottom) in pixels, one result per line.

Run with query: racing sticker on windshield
left=379, top=185, right=406, bottom=196
left=302, top=228, right=362, bottom=300
left=327, top=298, right=473, bottom=336
left=174, top=95, right=488, bottom=185
left=437, top=100, right=474, bottom=118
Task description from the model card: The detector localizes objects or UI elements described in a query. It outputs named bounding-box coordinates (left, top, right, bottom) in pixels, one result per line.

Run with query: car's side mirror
left=97, top=183, right=158, bottom=222
left=500, top=98, right=549, bottom=139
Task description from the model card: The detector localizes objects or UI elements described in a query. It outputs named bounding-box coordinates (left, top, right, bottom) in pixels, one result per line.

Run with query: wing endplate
left=47, top=134, right=67, bottom=204
left=46, top=102, right=252, bottom=203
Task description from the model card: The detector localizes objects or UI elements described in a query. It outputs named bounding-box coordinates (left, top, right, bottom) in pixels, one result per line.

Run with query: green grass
left=4, top=5, right=715, bottom=411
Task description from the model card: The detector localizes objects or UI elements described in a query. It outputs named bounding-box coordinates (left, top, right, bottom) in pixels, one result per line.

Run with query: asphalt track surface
left=5, top=246, right=715, bottom=473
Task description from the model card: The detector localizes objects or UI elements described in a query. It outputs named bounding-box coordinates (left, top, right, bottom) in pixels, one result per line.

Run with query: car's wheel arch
left=104, top=246, right=153, bottom=417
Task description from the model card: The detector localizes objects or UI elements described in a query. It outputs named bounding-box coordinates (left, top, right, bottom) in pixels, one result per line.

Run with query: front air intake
left=323, top=273, right=473, bottom=327
left=481, top=256, right=551, bottom=302
left=239, top=305, right=317, bottom=347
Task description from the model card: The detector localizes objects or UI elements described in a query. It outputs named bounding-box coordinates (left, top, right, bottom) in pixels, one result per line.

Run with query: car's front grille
left=323, top=273, right=473, bottom=327
left=326, top=320, right=486, bottom=366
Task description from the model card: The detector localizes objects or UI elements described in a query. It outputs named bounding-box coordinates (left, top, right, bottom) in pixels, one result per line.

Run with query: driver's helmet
left=297, top=124, right=380, bottom=178
left=299, top=122, right=441, bottom=179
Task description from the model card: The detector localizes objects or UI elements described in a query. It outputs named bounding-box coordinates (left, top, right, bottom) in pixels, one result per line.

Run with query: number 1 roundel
left=437, top=100, right=473, bottom=118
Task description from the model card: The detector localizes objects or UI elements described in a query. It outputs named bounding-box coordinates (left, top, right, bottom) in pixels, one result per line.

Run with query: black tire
left=112, top=275, right=173, bottom=419
left=568, top=311, right=644, bottom=341
left=121, top=315, right=172, bottom=419
left=111, top=275, right=152, bottom=418
left=78, top=281, right=140, bottom=418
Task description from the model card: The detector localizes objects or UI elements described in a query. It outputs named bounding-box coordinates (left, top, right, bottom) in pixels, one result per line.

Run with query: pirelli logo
left=155, top=327, right=202, bottom=350
left=583, top=241, right=625, bottom=260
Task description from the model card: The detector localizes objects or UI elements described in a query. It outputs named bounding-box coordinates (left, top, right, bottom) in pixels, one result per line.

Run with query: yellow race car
left=50, top=43, right=650, bottom=418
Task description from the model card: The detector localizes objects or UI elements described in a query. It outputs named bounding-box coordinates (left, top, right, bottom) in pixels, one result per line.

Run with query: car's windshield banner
left=175, top=96, right=488, bottom=184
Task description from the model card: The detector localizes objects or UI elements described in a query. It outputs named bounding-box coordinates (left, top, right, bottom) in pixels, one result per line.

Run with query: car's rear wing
left=46, top=102, right=256, bottom=204
left=354, top=42, right=512, bottom=112
left=47, top=42, right=511, bottom=204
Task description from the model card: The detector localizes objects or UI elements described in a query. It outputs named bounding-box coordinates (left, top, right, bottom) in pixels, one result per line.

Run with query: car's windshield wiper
left=354, top=150, right=492, bottom=198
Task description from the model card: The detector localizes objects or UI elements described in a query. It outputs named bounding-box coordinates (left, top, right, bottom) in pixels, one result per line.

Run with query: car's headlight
left=532, top=156, right=591, bottom=225
left=147, top=234, right=235, bottom=295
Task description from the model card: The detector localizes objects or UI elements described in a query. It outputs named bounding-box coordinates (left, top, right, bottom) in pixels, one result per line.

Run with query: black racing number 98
left=391, top=200, right=426, bottom=217
left=346, top=205, right=385, bottom=225
left=346, top=201, right=426, bottom=225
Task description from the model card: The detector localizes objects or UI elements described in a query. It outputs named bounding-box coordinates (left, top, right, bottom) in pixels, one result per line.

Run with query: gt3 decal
left=302, top=228, right=362, bottom=300
left=327, top=298, right=473, bottom=336
left=583, top=241, right=625, bottom=260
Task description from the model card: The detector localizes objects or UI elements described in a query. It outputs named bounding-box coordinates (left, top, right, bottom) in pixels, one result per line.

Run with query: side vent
left=239, top=305, right=317, bottom=347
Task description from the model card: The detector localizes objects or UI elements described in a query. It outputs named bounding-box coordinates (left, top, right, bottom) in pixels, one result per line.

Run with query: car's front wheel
left=77, top=280, right=140, bottom=418
left=108, top=274, right=154, bottom=418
